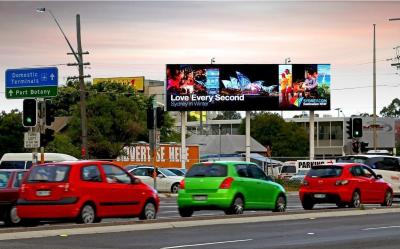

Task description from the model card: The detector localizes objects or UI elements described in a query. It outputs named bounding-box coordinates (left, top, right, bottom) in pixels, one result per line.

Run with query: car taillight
left=301, top=179, right=309, bottom=186
left=219, top=177, right=234, bottom=189
left=20, top=184, right=26, bottom=192
left=335, top=180, right=349, bottom=186
left=179, top=179, right=185, bottom=189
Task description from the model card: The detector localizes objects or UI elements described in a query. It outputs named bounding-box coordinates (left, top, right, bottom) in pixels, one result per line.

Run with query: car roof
left=0, top=169, right=27, bottom=172
left=36, top=160, right=119, bottom=166
left=338, top=154, right=397, bottom=159
left=312, top=163, right=364, bottom=168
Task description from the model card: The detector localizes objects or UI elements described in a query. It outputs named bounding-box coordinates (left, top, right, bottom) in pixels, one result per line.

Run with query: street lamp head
left=389, top=18, right=400, bottom=21
left=36, top=8, right=46, bottom=13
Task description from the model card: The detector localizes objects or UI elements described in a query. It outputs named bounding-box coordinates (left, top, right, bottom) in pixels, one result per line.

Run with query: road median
left=0, top=207, right=399, bottom=241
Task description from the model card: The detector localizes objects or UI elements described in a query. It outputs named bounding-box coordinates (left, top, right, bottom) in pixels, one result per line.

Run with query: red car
left=299, top=163, right=393, bottom=209
left=17, top=161, right=159, bottom=224
left=0, top=169, right=27, bottom=226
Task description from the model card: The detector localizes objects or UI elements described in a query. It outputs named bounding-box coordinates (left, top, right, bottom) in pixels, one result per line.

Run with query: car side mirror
left=157, top=174, right=165, bottom=178
left=265, top=175, right=275, bottom=182
left=376, top=174, right=383, bottom=179
left=131, top=177, right=141, bottom=184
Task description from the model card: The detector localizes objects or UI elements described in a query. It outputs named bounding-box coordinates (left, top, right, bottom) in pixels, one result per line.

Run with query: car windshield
left=0, top=161, right=26, bottom=169
left=27, top=165, right=70, bottom=182
left=336, top=156, right=367, bottom=164
left=158, top=168, right=177, bottom=177
left=308, top=166, right=343, bottom=178
left=168, top=169, right=185, bottom=176
left=186, top=163, right=227, bottom=177
left=281, top=165, right=296, bottom=173
left=297, top=170, right=308, bottom=175
left=0, top=172, right=11, bottom=188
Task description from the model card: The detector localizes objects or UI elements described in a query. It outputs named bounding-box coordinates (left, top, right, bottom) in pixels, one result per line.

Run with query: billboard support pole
left=245, top=111, right=251, bottom=162
left=181, top=111, right=187, bottom=169
left=310, top=110, right=315, bottom=160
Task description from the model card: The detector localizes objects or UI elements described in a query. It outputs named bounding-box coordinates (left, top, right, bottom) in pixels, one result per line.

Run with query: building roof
left=49, top=116, right=71, bottom=132
left=186, top=135, right=267, bottom=155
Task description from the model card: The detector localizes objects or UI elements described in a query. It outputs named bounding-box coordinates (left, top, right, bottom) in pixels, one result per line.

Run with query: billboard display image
left=166, top=64, right=330, bottom=111
left=279, top=64, right=331, bottom=110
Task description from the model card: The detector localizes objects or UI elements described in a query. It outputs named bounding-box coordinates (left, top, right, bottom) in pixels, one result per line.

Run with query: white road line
left=160, top=239, right=253, bottom=249
left=362, top=225, right=400, bottom=231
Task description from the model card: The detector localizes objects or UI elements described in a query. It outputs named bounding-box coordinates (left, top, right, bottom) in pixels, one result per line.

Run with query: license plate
left=193, top=195, right=207, bottom=201
left=314, top=194, right=326, bottom=198
left=36, top=190, right=51, bottom=197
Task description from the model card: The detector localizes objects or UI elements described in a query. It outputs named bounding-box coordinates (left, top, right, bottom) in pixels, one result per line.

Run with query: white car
left=129, top=166, right=183, bottom=193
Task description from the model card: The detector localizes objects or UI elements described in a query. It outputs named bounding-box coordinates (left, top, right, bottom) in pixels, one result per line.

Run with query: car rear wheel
left=349, top=191, right=361, bottom=208
left=273, top=194, right=287, bottom=212
left=225, top=196, right=244, bottom=215
left=4, top=206, right=21, bottom=226
left=77, top=204, right=97, bottom=224
left=171, top=183, right=180, bottom=194
left=139, top=202, right=157, bottom=220
left=381, top=190, right=393, bottom=207
left=178, top=207, right=194, bottom=217
left=301, top=198, right=314, bottom=210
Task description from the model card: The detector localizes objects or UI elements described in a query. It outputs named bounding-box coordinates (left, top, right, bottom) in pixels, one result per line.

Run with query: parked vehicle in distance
left=177, top=161, right=286, bottom=217
left=166, top=168, right=186, bottom=176
left=0, top=153, right=78, bottom=170
left=17, top=161, right=159, bottom=224
left=277, top=161, right=296, bottom=180
left=336, top=155, right=400, bottom=197
left=288, top=170, right=308, bottom=184
left=299, top=163, right=393, bottom=210
left=129, top=166, right=183, bottom=193
left=0, top=169, right=27, bottom=226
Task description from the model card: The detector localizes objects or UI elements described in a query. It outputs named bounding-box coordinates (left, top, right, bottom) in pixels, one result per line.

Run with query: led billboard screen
left=166, top=64, right=330, bottom=111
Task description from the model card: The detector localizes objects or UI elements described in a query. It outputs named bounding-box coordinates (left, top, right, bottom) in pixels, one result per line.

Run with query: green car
left=177, top=161, right=286, bottom=217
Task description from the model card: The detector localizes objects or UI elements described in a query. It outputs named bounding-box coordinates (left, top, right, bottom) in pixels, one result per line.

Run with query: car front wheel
left=381, top=190, right=393, bottom=207
left=273, top=194, right=287, bottom=212
left=139, top=202, right=157, bottom=220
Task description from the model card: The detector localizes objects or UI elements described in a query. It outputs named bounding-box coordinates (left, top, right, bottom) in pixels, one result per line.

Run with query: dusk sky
left=1, top=1, right=400, bottom=118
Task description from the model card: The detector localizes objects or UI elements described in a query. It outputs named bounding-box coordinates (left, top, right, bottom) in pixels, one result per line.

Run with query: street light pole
left=37, top=8, right=88, bottom=159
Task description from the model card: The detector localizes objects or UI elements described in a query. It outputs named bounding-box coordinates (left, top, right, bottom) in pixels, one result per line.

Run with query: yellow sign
left=93, top=77, right=144, bottom=91
left=189, top=111, right=206, bottom=122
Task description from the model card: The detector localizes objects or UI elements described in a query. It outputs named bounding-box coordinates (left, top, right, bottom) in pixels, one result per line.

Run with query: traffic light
left=352, top=140, right=360, bottom=153
left=147, top=107, right=154, bottom=129
left=360, top=142, right=369, bottom=153
left=40, top=129, right=54, bottom=147
left=346, top=118, right=353, bottom=139
left=22, top=99, right=37, bottom=127
left=45, top=100, right=56, bottom=126
left=156, top=107, right=165, bottom=128
left=352, top=118, right=363, bottom=138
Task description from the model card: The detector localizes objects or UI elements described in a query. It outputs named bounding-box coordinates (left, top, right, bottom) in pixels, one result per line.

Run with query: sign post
left=24, top=132, right=40, bottom=149
left=5, top=67, right=58, bottom=99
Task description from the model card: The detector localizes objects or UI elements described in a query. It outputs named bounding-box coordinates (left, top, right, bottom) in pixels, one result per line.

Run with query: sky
left=1, top=1, right=400, bottom=118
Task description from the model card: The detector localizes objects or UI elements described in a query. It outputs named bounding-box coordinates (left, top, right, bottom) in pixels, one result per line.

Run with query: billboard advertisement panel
left=166, top=64, right=330, bottom=111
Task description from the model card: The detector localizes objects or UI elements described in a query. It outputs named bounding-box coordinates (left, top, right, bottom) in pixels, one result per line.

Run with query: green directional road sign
left=6, top=86, right=58, bottom=99
left=5, top=67, right=58, bottom=99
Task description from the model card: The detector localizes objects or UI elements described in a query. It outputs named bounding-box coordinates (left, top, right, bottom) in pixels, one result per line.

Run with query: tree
left=46, top=134, right=81, bottom=158
left=240, top=112, right=309, bottom=157
left=380, top=98, right=400, bottom=117
left=213, top=111, right=242, bottom=120
left=0, top=110, right=27, bottom=158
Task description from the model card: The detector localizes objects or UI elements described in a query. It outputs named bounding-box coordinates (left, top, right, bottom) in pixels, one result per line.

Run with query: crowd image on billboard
left=166, top=64, right=330, bottom=111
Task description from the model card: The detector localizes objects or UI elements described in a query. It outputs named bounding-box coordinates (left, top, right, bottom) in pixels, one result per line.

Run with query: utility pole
left=373, top=24, right=377, bottom=150
left=67, top=14, right=91, bottom=159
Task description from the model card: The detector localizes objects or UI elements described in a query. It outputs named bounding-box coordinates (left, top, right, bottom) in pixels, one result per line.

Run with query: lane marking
left=160, top=239, right=253, bottom=249
left=307, top=232, right=315, bottom=235
left=362, top=225, right=400, bottom=231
